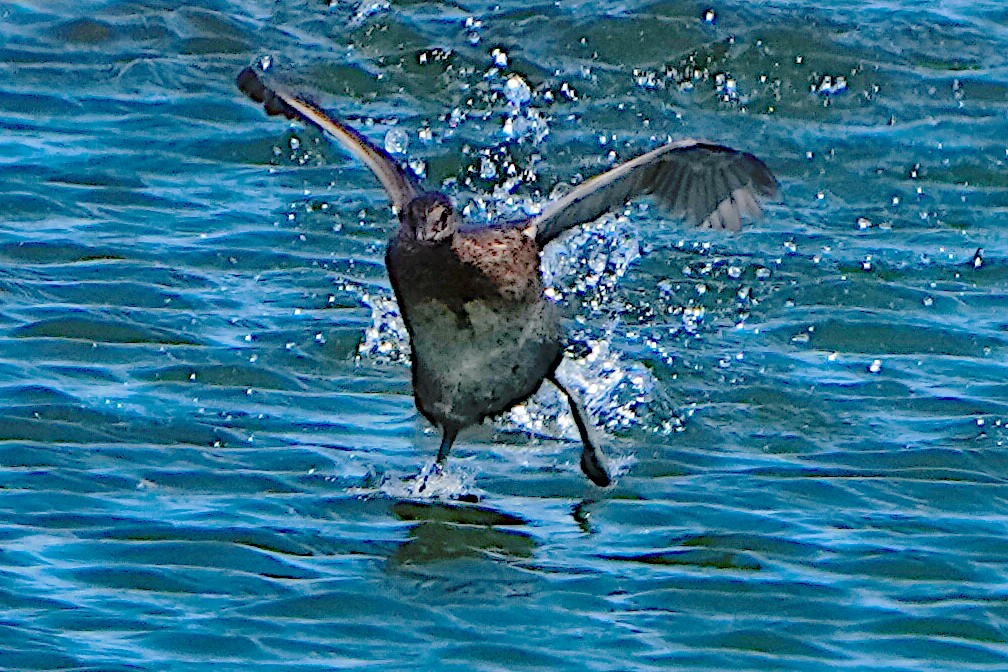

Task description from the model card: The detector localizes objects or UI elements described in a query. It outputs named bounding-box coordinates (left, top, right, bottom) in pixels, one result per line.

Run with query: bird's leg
left=418, top=424, right=460, bottom=494
left=548, top=374, right=611, bottom=487
left=436, top=424, right=460, bottom=466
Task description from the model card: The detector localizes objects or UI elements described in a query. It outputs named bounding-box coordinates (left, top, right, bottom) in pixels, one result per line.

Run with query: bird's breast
left=385, top=226, right=561, bottom=423
left=406, top=297, right=562, bottom=424
left=408, top=297, right=560, bottom=362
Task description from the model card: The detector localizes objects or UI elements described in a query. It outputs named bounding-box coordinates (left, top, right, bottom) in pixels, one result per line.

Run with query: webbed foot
left=548, top=373, right=612, bottom=487
left=580, top=443, right=611, bottom=487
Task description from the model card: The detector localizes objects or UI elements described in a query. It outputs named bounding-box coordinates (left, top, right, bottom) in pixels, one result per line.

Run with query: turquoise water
left=3, top=0, right=1008, bottom=669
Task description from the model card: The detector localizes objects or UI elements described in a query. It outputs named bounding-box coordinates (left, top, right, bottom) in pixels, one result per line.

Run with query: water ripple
left=2, top=0, right=1008, bottom=670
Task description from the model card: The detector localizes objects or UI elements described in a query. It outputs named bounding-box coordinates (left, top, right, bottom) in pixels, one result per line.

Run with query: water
left=2, top=1, right=1008, bottom=669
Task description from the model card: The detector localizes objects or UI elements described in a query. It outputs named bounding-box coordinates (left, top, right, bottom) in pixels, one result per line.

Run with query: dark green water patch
left=601, top=548, right=762, bottom=571
left=12, top=315, right=201, bottom=346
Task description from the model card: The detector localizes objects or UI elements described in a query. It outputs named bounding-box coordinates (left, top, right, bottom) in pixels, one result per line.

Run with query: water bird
left=237, top=65, right=777, bottom=487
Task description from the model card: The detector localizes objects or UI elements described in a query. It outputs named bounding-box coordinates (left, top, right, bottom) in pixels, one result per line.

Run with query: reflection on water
left=390, top=501, right=534, bottom=566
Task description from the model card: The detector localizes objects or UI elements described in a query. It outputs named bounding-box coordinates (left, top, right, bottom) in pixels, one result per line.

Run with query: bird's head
left=404, top=192, right=457, bottom=244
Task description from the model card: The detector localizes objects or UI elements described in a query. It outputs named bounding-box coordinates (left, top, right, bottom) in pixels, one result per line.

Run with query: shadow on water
left=388, top=500, right=535, bottom=566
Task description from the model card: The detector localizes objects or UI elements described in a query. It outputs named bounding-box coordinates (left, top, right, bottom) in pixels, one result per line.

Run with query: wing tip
left=740, top=150, right=780, bottom=199
left=689, top=142, right=780, bottom=200
left=236, top=64, right=300, bottom=121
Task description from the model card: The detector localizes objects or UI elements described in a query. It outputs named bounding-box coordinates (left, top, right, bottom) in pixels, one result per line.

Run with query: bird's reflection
left=572, top=499, right=602, bottom=535
left=389, top=501, right=534, bottom=565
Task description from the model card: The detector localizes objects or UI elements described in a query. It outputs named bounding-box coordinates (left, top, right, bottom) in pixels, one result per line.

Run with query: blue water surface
left=2, top=1, right=1008, bottom=670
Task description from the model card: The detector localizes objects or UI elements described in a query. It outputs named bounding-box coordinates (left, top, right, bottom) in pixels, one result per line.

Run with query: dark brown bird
left=237, top=65, right=778, bottom=487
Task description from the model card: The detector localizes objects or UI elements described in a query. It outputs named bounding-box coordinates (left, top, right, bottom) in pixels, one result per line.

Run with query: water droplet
left=384, top=128, right=409, bottom=155
left=682, top=306, right=706, bottom=332
left=634, top=69, right=659, bottom=90
left=504, top=74, right=531, bottom=106
left=479, top=156, right=497, bottom=180
left=815, top=75, right=847, bottom=96
left=353, top=0, right=390, bottom=23
left=408, top=158, right=427, bottom=179
left=502, top=114, right=529, bottom=140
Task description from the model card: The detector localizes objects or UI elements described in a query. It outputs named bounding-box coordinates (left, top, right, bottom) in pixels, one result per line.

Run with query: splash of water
left=357, top=461, right=477, bottom=502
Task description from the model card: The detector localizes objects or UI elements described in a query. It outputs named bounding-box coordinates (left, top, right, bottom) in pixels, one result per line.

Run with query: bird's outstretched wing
left=236, top=65, right=420, bottom=212
left=530, top=140, right=778, bottom=247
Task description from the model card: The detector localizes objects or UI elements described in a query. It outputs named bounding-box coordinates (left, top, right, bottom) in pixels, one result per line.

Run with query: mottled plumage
left=237, top=64, right=778, bottom=487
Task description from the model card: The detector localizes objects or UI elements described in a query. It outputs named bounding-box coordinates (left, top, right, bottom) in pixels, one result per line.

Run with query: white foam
left=367, top=461, right=477, bottom=501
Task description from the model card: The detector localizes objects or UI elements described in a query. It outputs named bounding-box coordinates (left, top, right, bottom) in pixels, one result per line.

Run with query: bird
left=236, top=64, right=778, bottom=487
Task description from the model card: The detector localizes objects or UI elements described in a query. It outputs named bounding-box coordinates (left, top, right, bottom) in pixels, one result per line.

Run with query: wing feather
left=665, top=163, right=689, bottom=212
left=733, top=186, right=762, bottom=220
left=653, top=163, right=680, bottom=207
left=710, top=167, right=730, bottom=216
left=693, top=165, right=712, bottom=226
left=236, top=66, right=420, bottom=212
left=531, top=139, right=777, bottom=246
left=721, top=194, right=742, bottom=231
